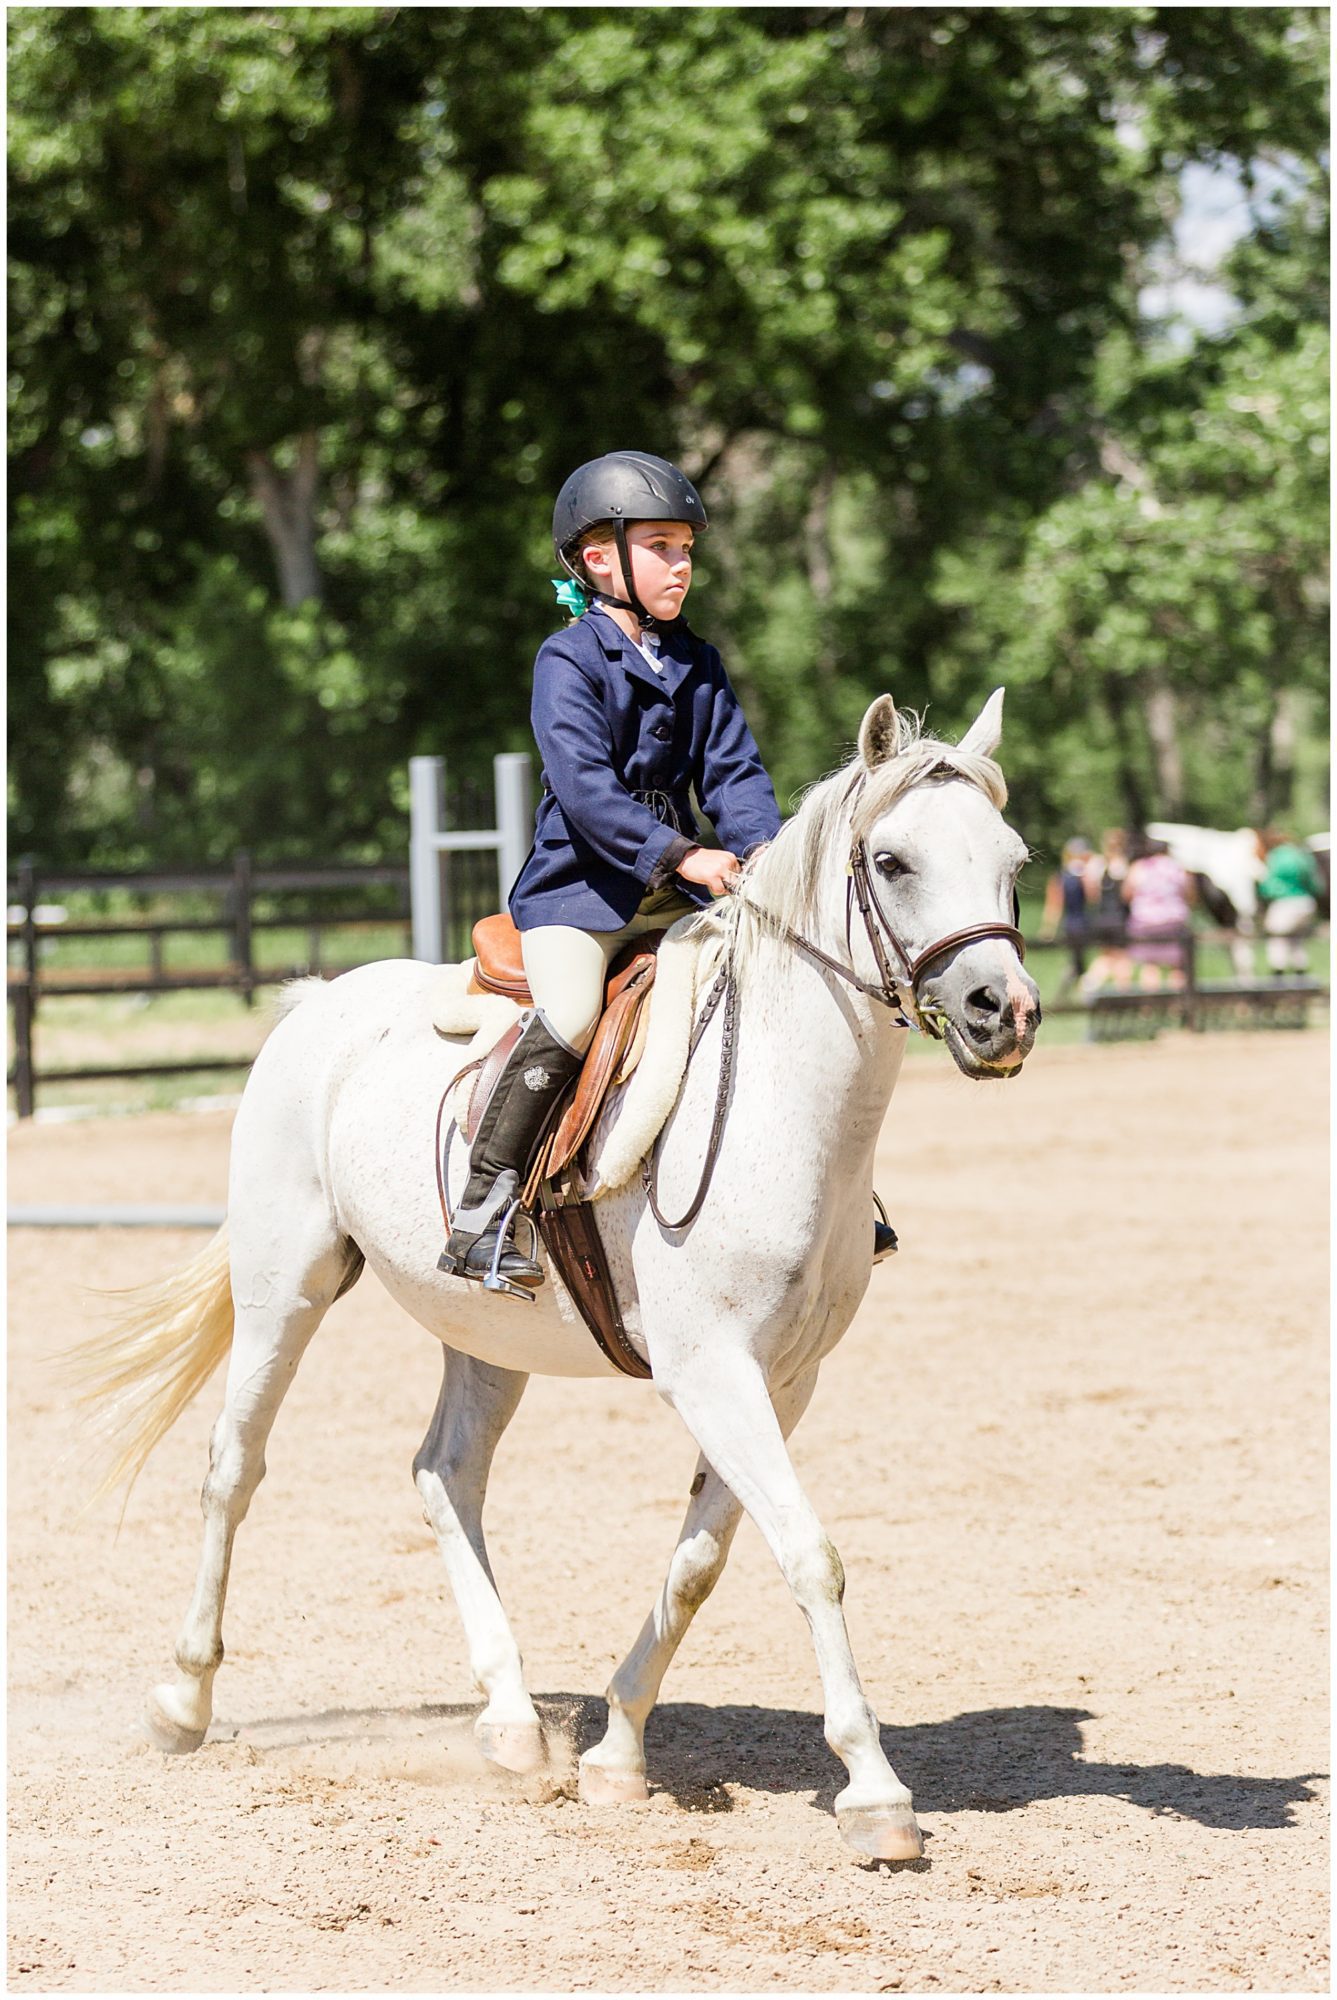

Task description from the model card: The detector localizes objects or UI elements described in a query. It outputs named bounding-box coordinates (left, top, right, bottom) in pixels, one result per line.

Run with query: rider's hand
left=676, top=845, right=741, bottom=898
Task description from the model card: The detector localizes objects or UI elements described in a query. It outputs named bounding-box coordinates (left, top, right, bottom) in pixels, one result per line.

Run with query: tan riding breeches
left=520, top=883, right=699, bottom=1053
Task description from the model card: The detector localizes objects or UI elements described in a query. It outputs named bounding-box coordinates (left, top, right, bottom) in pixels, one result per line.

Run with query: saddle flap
left=472, top=914, right=531, bottom=1002
left=545, top=969, right=655, bottom=1177
left=466, top=921, right=667, bottom=1189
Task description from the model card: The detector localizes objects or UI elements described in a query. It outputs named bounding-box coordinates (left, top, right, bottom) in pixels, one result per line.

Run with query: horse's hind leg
left=579, top=1369, right=817, bottom=1805
left=146, top=1200, right=356, bottom=1753
left=412, top=1349, right=544, bottom=1775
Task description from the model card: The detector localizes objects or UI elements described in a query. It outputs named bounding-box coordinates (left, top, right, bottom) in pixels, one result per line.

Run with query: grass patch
left=11, top=919, right=411, bottom=979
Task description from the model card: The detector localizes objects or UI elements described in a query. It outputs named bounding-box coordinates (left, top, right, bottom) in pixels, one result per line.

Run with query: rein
left=642, top=825, right=1025, bottom=1233
left=640, top=959, right=735, bottom=1229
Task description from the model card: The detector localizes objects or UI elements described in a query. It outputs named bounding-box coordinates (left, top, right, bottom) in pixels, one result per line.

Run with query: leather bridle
left=730, top=836, right=1024, bottom=1041
left=841, top=839, right=1026, bottom=1038
left=643, top=816, right=1026, bottom=1231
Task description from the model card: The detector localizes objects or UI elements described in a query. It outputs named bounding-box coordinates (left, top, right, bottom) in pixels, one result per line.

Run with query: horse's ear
left=858, top=695, right=899, bottom=769
left=957, top=687, right=1005, bottom=759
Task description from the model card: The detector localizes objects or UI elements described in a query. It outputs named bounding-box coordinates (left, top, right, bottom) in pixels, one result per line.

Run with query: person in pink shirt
left=1123, top=837, right=1194, bottom=992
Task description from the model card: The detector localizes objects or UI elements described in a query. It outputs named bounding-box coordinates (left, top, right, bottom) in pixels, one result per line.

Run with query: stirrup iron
left=872, top=1189, right=898, bottom=1264
left=482, top=1200, right=540, bottom=1305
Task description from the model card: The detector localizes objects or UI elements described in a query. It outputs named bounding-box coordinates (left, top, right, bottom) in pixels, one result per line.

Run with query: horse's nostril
left=966, top=985, right=1002, bottom=1019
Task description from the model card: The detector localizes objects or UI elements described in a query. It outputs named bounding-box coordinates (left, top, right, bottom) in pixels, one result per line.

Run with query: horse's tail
left=272, top=974, right=327, bottom=1023
left=65, top=1223, right=235, bottom=1510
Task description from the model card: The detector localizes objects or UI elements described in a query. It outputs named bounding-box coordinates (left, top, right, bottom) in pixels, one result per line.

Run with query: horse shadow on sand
left=611, top=1698, right=1323, bottom=1834
left=222, top=1694, right=1320, bottom=1836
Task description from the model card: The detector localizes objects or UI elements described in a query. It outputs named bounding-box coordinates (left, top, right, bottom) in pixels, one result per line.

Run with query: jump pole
left=7, top=1206, right=226, bottom=1228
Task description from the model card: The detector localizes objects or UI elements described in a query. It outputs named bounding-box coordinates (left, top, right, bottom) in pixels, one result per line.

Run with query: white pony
left=75, top=691, right=1040, bottom=1864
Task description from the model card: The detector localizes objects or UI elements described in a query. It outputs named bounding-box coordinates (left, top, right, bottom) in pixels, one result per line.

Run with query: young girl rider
left=440, top=449, right=895, bottom=1290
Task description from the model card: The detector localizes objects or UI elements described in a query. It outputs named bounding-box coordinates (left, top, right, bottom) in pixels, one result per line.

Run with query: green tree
left=924, top=168, right=1328, bottom=844
left=8, top=6, right=1329, bottom=864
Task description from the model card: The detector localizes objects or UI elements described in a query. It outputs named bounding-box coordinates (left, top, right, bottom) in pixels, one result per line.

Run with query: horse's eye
left=874, top=852, right=907, bottom=880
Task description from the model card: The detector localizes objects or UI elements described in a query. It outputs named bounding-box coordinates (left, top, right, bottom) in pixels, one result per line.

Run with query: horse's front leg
left=658, top=1342, right=924, bottom=1862
left=580, top=1369, right=816, bottom=1805
left=413, top=1349, right=545, bottom=1775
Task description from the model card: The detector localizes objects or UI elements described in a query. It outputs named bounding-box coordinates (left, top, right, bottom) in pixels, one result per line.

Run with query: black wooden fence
left=1037, top=919, right=1327, bottom=1037
left=9, top=857, right=1327, bottom=1117
left=7, top=854, right=413, bottom=1117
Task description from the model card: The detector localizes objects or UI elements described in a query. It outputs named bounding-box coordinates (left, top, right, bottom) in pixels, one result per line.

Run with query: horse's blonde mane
left=700, top=709, right=1009, bottom=986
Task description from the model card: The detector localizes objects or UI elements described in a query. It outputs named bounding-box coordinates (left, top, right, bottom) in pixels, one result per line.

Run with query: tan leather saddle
left=452, top=912, right=665, bottom=1381
left=466, top=912, right=666, bottom=1192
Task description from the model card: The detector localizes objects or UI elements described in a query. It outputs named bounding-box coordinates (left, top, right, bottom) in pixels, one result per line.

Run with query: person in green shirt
left=1256, top=830, right=1324, bottom=975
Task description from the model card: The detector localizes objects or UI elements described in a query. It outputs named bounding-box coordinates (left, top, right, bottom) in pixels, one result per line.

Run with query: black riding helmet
left=552, top=450, right=708, bottom=630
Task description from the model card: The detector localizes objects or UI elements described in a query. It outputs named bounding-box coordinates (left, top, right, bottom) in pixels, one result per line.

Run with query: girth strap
left=535, top=1191, right=652, bottom=1380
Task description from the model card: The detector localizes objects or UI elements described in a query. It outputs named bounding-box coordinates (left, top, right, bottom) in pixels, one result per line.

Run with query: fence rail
left=9, top=857, right=1327, bottom=1118
left=1035, top=919, right=1328, bottom=1035
left=7, top=853, right=413, bottom=1117
left=8, top=752, right=529, bottom=1118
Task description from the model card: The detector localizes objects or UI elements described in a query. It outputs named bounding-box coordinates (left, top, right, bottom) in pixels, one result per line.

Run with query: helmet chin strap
left=560, top=520, right=671, bottom=632
left=595, top=518, right=663, bottom=632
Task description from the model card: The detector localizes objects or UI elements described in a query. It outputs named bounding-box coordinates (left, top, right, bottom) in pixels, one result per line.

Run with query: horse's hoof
left=578, top=1758, right=650, bottom=1806
left=837, top=1805, right=924, bottom=1861
left=144, top=1686, right=208, bottom=1756
left=475, top=1718, right=547, bottom=1775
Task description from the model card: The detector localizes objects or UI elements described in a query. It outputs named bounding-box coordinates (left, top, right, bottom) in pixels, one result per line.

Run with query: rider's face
left=583, top=520, right=695, bottom=622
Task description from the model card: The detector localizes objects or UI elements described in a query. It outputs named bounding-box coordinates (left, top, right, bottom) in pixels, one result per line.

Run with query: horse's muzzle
left=928, top=959, right=1042, bottom=1078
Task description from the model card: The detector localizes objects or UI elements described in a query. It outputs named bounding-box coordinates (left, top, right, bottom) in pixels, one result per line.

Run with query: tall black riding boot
left=438, top=1009, right=583, bottom=1292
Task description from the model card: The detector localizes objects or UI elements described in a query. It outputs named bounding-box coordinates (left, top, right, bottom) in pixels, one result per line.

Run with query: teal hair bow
left=551, top=576, right=590, bottom=617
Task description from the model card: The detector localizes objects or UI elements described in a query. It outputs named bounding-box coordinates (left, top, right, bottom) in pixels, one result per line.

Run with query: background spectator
left=1079, top=829, right=1133, bottom=996
left=1257, top=830, right=1324, bottom=975
left=1123, top=837, right=1194, bottom=993
left=1040, top=837, right=1094, bottom=997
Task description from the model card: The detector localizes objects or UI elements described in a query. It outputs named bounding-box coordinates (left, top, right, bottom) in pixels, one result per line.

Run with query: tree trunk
left=1102, top=673, right=1149, bottom=831
left=145, top=361, right=169, bottom=494
left=247, top=432, right=323, bottom=608
left=1144, top=679, right=1183, bottom=816
left=804, top=461, right=837, bottom=682
left=1254, top=687, right=1300, bottom=826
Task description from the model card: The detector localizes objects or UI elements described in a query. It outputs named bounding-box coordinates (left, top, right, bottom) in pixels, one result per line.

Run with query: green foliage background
left=8, top=6, right=1329, bottom=868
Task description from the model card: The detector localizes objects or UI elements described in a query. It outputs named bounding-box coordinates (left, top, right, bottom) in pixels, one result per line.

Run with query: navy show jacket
left=508, top=608, right=781, bottom=931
